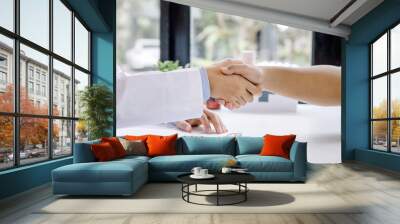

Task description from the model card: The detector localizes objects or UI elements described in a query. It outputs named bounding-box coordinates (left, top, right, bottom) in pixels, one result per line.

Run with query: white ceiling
left=166, top=0, right=384, bottom=38
left=226, top=0, right=352, bottom=22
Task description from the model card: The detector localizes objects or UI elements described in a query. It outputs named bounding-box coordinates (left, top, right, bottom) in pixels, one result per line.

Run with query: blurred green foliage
left=157, top=60, right=182, bottom=72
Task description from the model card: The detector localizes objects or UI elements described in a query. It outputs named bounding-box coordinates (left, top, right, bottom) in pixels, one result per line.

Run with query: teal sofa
left=52, top=136, right=307, bottom=196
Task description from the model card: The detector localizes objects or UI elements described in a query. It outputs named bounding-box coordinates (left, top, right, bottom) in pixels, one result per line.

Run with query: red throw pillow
left=146, top=134, right=178, bottom=157
left=101, top=137, right=126, bottom=158
left=91, top=142, right=117, bottom=161
left=260, top=134, right=296, bottom=159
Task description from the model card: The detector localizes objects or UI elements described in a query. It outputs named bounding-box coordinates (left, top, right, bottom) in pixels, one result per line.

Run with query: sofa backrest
left=73, top=139, right=100, bottom=163
left=236, top=136, right=263, bottom=155
left=177, top=136, right=236, bottom=155
left=73, top=136, right=303, bottom=162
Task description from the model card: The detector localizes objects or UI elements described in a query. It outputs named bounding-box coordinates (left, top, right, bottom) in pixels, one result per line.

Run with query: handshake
left=175, top=60, right=341, bottom=133
left=175, top=59, right=264, bottom=134
left=206, top=59, right=263, bottom=110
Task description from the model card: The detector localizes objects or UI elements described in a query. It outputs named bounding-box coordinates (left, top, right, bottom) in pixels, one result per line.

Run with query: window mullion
left=370, top=45, right=373, bottom=149
left=13, top=0, right=21, bottom=167
left=88, top=31, right=91, bottom=76
left=48, top=0, right=54, bottom=160
left=71, top=10, right=76, bottom=155
left=388, top=30, right=391, bottom=152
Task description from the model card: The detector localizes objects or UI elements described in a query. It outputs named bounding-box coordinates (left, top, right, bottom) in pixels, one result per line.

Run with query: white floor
left=117, top=103, right=341, bottom=164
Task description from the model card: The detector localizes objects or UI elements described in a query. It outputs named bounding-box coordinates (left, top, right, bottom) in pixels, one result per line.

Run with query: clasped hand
left=175, top=59, right=261, bottom=133
left=207, top=59, right=262, bottom=110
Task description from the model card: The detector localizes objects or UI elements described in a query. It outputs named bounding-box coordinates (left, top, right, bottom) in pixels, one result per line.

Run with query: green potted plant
left=79, top=84, right=113, bottom=140
left=157, top=60, right=182, bottom=72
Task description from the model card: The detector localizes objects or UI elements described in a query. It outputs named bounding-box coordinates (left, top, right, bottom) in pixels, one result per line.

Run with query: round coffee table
left=177, top=173, right=255, bottom=206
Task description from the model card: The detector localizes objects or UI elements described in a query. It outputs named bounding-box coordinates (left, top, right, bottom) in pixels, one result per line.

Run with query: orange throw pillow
left=91, top=142, right=117, bottom=162
left=124, top=135, right=150, bottom=141
left=146, top=134, right=178, bottom=157
left=101, top=137, right=127, bottom=158
left=260, top=134, right=296, bottom=159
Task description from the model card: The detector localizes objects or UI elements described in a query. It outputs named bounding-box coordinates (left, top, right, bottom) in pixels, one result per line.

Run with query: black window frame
left=370, top=21, right=400, bottom=153
left=0, top=0, right=92, bottom=171
left=160, top=1, right=190, bottom=65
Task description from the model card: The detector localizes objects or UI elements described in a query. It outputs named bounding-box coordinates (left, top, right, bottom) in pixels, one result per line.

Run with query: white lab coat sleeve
left=116, top=68, right=204, bottom=127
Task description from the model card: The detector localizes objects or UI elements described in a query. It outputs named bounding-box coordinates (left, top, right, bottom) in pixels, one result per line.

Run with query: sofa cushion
left=260, top=134, right=296, bottom=159
left=236, top=137, right=263, bottom=155
left=118, top=138, right=148, bottom=156
left=147, top=134, right=178, bottom=157
left=149, top=154, right=235, bottom=172
left=178, top=136, right=236, bottom=155
left=91, top=142, right=118, bottom=161
left=101, top=137, right=127, bottom=158
left=124, top=135, right=150, bottom=142
left=53, top=158, right=147, bottom=183
left=236, top=155, right=293, bottom=172
left=115, top=155, right=150, bottom=164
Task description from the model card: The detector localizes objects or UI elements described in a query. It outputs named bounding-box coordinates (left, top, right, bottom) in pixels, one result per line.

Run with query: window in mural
left=370, top=23, right=400, bottom=153
left=0, top=0, right=91, bottom=170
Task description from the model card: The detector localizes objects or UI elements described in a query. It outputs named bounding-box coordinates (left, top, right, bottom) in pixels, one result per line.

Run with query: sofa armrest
left=289, top=141, right=307, bottom=181
left=73, top=140, right=99, bottom=163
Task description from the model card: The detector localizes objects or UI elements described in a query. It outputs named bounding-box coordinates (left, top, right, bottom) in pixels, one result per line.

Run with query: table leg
left=187, top=184, right=190, bottom=202
left=245, top=183, right=247, bottom=201
left=195, top=184, right=198, bottom=192
left=181, top=184, right=183, bottom=199
left=217, top=184, right=219, bottom=206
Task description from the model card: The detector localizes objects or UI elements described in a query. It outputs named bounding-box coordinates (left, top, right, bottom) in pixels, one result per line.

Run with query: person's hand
left=174, top=109, right=227, bottom=134
left=221, top=63, right=264, bottom=85
left=219, top=63, right=264, bottom=109
left=206, top=59, right=262, bottom=109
